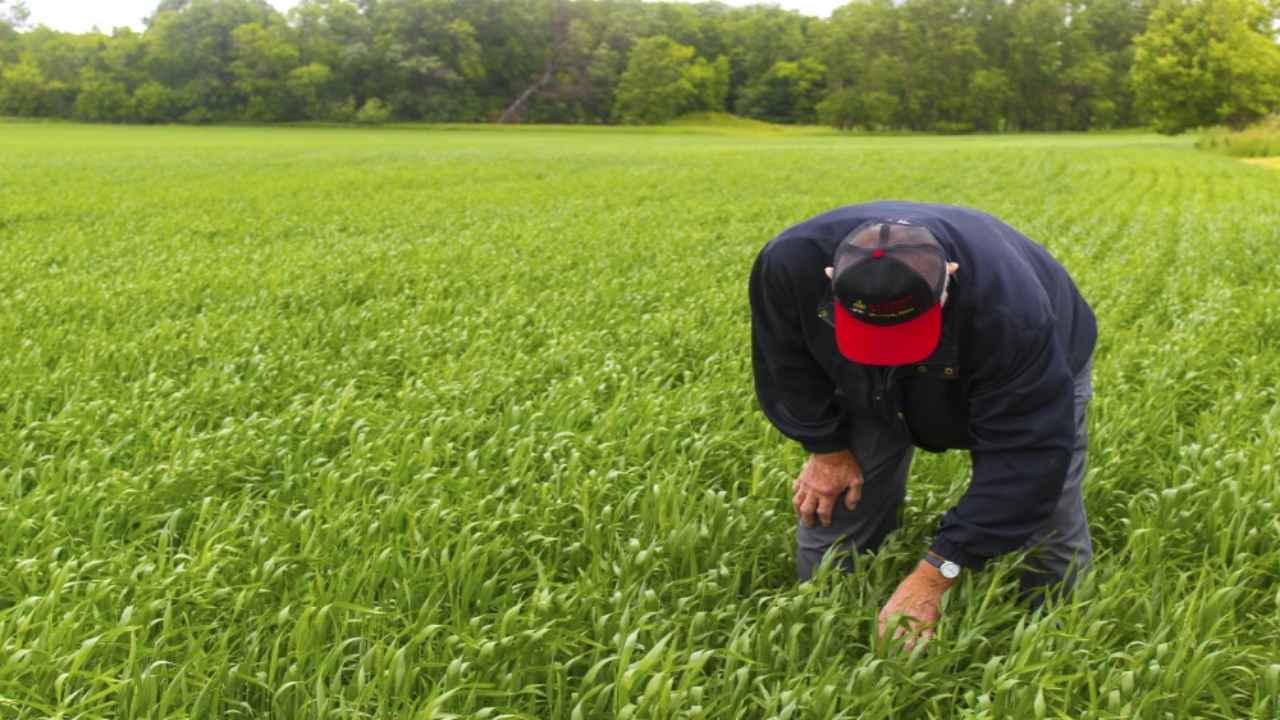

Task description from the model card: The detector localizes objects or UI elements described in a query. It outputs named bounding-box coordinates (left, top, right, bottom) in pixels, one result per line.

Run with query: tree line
left=0, top=0, right=1277, bottom=133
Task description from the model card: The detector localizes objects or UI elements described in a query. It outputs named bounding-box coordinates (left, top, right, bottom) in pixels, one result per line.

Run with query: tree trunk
left=499, top=65, right=555, bottom=123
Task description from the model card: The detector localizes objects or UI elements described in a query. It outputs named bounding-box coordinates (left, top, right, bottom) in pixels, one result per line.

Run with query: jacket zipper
left=873, top=366, right=910, bottom=437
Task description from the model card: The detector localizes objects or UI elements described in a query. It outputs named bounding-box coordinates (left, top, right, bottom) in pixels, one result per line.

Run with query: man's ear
left=824, top=266, right=834, bottom=280
left=946, top=262, right=959, bottom=275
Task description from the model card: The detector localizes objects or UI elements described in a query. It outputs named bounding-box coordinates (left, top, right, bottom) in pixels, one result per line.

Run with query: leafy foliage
left=613, top=35, right=727, bottom=124
left=0, top=0, right=1273, bottom=131
left=1133, top=0, right=1280, bottom=134
left=354, top=96, right=390, bottom=124
left=735, top=58, right=825, bottom=124
left=613, top=35, right=696, bottom=124
left=0, top=60, right=45, bottom=114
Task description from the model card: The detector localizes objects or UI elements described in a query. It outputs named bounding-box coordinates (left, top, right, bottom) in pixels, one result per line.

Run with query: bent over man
left=749, top=201, right=1097, bottom=642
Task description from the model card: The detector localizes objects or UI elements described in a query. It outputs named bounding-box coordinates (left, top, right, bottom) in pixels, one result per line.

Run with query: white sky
left=24, top=0, right=842, bottom=33
left=24, top=0, right=301, bottom=32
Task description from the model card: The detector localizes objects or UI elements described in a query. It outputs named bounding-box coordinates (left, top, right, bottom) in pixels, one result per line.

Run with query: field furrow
left=0, top=124, right=1276, bottom=719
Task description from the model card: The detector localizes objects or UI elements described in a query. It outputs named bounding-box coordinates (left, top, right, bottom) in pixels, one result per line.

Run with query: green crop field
left=1, top=122, right=1278, bottom=719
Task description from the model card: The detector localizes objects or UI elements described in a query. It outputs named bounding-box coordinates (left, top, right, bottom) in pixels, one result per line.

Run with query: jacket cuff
left=800, top=435, right=851, bottom=454
left=929, top=538, right=986, bottom=571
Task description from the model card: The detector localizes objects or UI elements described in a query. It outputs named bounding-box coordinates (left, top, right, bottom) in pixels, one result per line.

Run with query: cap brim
left=834, top=302, right=941, bottom=366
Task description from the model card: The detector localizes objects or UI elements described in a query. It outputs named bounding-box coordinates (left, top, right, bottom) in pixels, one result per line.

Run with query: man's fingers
left=904, top=627, right=934, bottom=653
left=845, top=460, right=865, bottom=510
left=843, top=484, right=861, bottom=511
left=817, top=494, right=834, bottom=527
left=798, top=491, right=819, bottom=528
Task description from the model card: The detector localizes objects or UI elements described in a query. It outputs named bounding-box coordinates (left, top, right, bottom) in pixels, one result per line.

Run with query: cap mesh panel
left=835, top=223, right=946, bottom=294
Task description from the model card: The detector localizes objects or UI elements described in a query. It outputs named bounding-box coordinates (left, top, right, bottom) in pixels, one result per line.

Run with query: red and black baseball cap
left=831, top=222, right=948, bottom=366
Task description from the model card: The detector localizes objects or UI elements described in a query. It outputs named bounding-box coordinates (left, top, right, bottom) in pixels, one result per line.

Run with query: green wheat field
left=1, top=122, right=1279, bottom=718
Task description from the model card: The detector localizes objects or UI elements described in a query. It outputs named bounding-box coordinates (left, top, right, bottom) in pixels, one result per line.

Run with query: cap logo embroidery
left=867, top=295, right=914, bottom=317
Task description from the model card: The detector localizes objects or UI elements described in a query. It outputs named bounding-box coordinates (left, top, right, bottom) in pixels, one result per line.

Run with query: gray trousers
left=797, top=361, right=1094, bottom=596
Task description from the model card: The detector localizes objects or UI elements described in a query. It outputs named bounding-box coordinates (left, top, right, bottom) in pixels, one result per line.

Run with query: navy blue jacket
left=749, top=202, right=1096, bottom=569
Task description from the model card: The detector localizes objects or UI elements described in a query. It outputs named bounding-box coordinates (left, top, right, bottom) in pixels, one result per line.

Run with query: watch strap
left=923, top=550, right=960, bottom=578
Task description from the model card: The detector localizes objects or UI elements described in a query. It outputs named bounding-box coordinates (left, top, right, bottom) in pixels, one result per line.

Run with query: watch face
left=940, top=561, right=961, bottom=579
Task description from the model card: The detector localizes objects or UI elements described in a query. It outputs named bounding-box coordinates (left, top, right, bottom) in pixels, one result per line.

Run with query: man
left=749, top=201, right=1096, bottom=645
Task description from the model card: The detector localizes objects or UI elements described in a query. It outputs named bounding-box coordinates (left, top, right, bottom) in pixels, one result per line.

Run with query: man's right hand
left=792, top=450, right=864, bottom=528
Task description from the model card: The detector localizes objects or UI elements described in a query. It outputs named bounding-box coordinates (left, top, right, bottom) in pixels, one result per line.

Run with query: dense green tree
left=814, top=0, right=1151, bottom=132
left=6, top=28, right=89, bottom=115
left=651, top=2, right=711, bottom=51
left=94, top=28, right=149, bottom=91
left=736, top=58, right=824, bottom=123
left=498, top=0, right=602, bottom=123
left=18, top=27, right=96, bottom=88
left=229, top=22, right=299, bottom=120
left=355, top=96, right=390, bottom=123
left=144, top=0, right=284, bottom=120
left=1061, top=0, right=1148, bottom=130
left=817, top=0, right=904, bottom=128
left=286, top=62, right=334, bottom=119
left=133, top=80, right=179, bottom=121
left=370, top=0, right=485, bottom=121
left=511, top=0, right=711, bottom=123
left=687, top=54, right=730, bottom=113
left=719, top=6, right=811, bottom=113
left=612, top=34, right=696, bottom=124
left=1060, top=47, right=1114, bottom=130
left=968, top=0, right=1013, bottom=73
left=898, top=0, right=984, bottom=131
left=289, top=0, right=376, bottom=108
left=1006, top=0, right=1069, bottom=130
left=967, top=68, right=1014, bottom=131
left=1133, top=0, right=1280, bottom=133
left=0, top=0, right=1273, bottom=132
left=1, top=1, right=29, bottom=63
left=817, top=87, right=899, bottom=130
left=0, top=60, right=48, bottom=115
left=551, top=2, right=640, bottom=122
left=73, top=68, right=133, bottom=121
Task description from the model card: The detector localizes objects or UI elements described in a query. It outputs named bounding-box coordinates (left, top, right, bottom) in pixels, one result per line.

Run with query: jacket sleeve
left=930, top=321, right=1075, bottom=569
left=749, top=245, right=848, bottom=454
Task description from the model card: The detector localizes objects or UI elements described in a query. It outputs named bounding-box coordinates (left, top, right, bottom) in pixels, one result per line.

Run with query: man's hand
left=792, top=450, right=864, bottom=528
left=877, top=561, right=955, bottom=651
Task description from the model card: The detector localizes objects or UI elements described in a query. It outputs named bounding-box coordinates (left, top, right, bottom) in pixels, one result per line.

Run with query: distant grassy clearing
left=0, top=124, right=1276, bottom=718
left=1196, top=118, right=1280, bottom=158
left=1242, top=156, right=1280, bottom=168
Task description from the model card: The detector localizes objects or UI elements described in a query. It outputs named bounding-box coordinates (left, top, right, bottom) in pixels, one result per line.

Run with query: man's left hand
left=877, top=560, right=955, bottom=651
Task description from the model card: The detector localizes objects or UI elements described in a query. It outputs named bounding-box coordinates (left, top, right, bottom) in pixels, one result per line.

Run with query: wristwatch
left=924, top=550, right=961, bottom=580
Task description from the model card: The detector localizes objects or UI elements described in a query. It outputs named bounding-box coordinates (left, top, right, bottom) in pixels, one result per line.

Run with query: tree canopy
left=1132, top=0, right=1280, bottom=133
left=0, top=0, right=1276, bottom=133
